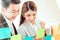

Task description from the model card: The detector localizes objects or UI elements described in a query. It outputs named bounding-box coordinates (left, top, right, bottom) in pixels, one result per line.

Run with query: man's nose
left=31, top=16, right=34, bottom=20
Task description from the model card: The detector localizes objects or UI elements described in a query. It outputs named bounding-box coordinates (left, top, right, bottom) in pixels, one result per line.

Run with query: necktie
left=12, top=23, right=17, bottom=35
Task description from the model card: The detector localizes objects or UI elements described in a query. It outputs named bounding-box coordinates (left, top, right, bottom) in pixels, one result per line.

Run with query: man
left=0, top=0, right=20, bottom=39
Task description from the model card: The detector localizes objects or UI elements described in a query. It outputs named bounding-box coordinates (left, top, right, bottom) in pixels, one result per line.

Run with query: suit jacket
left=0, top=14, right=10, bottom=40
left=19, top=20, right=41, bottom=40
left=0, top=14, right=9, bottom=28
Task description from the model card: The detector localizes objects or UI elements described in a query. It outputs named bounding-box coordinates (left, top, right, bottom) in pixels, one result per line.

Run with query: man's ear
left=1, top=7, right=6, bottom=14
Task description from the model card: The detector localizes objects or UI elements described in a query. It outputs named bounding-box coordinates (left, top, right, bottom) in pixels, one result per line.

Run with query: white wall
left=36, top=0, right=60, bottom=28
left=56, top=0, right=60, bottom=9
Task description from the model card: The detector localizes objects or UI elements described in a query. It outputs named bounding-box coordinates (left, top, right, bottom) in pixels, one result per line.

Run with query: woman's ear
left=22, top=14, right=25, bottom=18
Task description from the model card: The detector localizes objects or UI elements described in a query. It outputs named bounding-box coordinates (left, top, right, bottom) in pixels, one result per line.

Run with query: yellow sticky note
left=58, top=24, right=60, bottom=30
left=55, top=34, right=60, bottom=40
left=51, top=24, right=60, bottom=37
left=11, top=34, right=21, bottom=40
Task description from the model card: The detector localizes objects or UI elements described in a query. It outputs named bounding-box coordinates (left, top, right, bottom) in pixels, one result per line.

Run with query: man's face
left=4, top=3, right=20, bottom=21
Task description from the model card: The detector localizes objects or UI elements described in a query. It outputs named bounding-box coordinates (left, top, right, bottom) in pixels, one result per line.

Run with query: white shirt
left=3, top=16, right=16, bottom=35
left=28, top=20, right=42, bottom=33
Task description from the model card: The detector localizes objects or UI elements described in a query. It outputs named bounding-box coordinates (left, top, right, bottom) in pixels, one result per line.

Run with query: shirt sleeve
left=18, top=25, right=27, bottom=40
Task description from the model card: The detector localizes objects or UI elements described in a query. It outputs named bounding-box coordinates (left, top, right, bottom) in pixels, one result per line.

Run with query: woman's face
left=23, top=10, right=36, bottom=25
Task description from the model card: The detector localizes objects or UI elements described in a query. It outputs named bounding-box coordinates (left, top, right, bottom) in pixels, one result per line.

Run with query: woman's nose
left=30, top=16, right=34, bottom=20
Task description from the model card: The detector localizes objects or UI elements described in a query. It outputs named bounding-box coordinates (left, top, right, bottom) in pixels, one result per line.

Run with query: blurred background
left=0, top=0, right=60, bottom=30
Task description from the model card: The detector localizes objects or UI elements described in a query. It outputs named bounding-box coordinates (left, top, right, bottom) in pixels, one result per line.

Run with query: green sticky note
left=36, top=28, right=45, bottom=38
left=11, top=34, right=21, bottom=40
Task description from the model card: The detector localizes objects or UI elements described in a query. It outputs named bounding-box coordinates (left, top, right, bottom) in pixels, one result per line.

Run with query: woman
left=19, top=1, right=45, bottom=40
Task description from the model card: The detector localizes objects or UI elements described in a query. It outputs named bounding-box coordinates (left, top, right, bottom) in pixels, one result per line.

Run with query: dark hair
left=20, top=1, right=37, bottom=25
left=1, top=0, right=20, bottom=8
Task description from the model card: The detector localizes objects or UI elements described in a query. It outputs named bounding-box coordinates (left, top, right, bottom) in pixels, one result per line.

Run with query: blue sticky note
left=0, top=27, right=11, bottom=39
left=44, top=35, right=52, bottom=40
left=24, top=36, right=33, bottom=40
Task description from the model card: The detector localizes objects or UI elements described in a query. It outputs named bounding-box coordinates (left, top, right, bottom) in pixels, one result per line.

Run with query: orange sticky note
left=55, top=34, right=60, bottom=40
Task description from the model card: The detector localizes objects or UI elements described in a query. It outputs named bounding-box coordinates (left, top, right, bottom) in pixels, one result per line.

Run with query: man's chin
left=9, top=18, right=15, bottom=21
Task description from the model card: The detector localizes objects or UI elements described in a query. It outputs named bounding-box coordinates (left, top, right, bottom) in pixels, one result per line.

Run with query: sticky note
left=24, top=36, right=33, bottom=40
left=0, top=28, right=11, bottom=39
left=44, top=35, right=52, bottom=40
left=0, top=38, right=10, bottom=40
left=11, top=34, right=21, bottom=40
left=36, top=28, right=45, bottom=38
left=55, top=34, right=60, bottom=40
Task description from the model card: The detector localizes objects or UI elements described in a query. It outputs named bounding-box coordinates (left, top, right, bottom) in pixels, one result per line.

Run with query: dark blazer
left=0, top=14, right=9, bottom=28
left=0, top=14, right=10, bottom=40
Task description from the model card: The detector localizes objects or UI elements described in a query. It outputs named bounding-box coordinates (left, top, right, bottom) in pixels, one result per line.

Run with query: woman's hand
left=40, top=21, right=45, bottom=29
left=33, top=35, right=43, bottom=40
